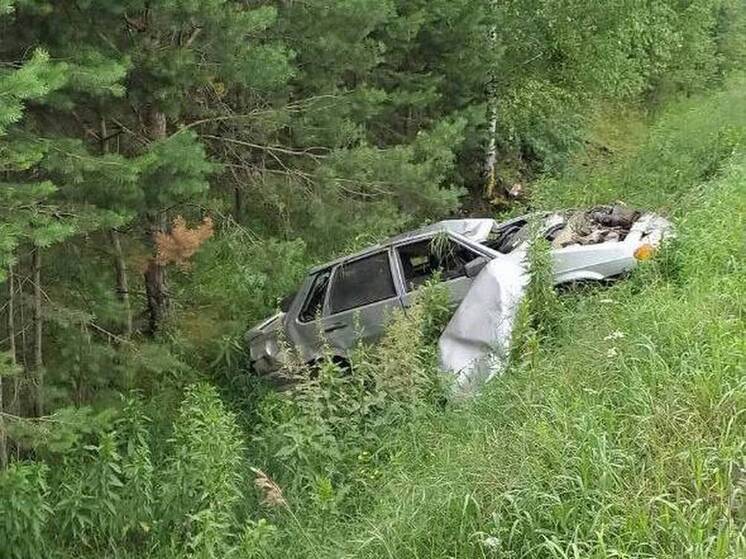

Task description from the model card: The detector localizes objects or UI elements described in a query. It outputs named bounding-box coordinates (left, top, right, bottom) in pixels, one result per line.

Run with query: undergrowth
left=1, top=77, right=744, bottom=559
left=262, top=78, right=746, bottom=558
left=0, top=279, right=452, bottom=559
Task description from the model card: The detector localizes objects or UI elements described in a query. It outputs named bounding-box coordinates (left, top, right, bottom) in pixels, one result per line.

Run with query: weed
left=0, top=462, right=50, bottom=559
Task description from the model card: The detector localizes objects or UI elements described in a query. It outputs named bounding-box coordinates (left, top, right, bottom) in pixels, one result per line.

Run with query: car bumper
left=250, top=355, right=282, bottom=375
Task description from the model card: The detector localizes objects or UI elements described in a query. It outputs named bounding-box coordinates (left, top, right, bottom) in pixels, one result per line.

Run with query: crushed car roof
left=309, top=218, right=498, bottom=273
left=389, top=218, right=497, bottom=243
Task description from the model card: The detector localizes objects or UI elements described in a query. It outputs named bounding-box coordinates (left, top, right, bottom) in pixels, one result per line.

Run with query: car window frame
left=296, top=267, right=333, bottom=324
left=323, top=248, right=401, bottom=317
left=393, top=232, right=486, bottom=292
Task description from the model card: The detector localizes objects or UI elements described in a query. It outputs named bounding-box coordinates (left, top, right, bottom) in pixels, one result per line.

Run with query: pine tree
left=3, top=0, right=292, bottom=334
left=0, top=46, right=70, bottom=422
left=227, top=0, right=495, bottom=249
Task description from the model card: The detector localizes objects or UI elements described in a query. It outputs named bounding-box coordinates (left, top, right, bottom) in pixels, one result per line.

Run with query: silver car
left=246, top=206, right=671, bottom=377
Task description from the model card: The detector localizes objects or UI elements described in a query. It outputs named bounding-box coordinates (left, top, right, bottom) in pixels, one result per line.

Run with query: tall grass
left=267, top=79, right=746, bottom=558
left=533, top=75, right=746, bottom=211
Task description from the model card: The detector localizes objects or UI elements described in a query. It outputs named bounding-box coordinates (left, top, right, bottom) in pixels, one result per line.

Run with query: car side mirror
left=279, top=292, right=296, bottom=312
left=464, top=256, right=489, bottom=278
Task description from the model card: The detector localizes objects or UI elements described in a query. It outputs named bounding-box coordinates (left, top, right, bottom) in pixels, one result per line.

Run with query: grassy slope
left=292, top=80, right=746, bottom=558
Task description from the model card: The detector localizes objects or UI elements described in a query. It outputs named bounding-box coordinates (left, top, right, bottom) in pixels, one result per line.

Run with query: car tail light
left=634, top=243, right=655, bottom=261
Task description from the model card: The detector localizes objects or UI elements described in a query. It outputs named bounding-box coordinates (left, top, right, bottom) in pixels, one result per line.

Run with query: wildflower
left=251, top=467, right=288, bottom=508
left=606, top=347, right=618, bottom=358
left=604, top=330, right=625, bottom=341
left=482, top=536, right=500, bottom=550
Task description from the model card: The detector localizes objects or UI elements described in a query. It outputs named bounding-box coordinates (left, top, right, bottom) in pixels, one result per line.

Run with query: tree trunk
left=109, top=230, right=133, bottom=336
left=234, top=185, right=242, bottom=223
left=483, top=103, right=498, bottom=200
left=0, top=378, right=5, bottom=468
left=31, top=247, right=43, bottom=416
left=7, top=264, right=18, bottom=415
left=1, top=264, right=19, bottom=467
left=483, top=18, right=499, bottom=200
left=101, top=118, right=134, bottom=337
left=0, top=308, right=6, bottom=468
left=144, top=226, right=168, bottom=336
left=144, top=109, right=169, bottom=336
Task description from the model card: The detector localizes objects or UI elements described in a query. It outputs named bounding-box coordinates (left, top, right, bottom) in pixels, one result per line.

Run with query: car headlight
left=265, top=338, right=279, bottom=357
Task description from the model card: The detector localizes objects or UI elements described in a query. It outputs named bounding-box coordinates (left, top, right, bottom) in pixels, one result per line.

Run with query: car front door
left=320, top=250, right=403, bottom=354
left=395, top=234, right=485, bottom=307
left=287, top=267, right=334, bottom=363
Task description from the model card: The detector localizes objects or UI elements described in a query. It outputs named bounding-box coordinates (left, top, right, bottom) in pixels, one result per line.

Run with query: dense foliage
left=307, top=80, right=746, bottom=558
left=1, top=1, right=744, bottom=557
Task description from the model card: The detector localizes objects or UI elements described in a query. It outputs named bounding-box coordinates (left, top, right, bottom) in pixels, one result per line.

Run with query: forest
left=1, top=1, right=745, bottom=558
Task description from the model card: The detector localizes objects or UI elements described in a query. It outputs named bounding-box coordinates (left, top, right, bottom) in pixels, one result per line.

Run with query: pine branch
left=201, top=134, right=329, bottom=160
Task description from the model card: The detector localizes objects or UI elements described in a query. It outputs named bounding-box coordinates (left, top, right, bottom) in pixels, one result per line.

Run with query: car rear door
left=320, top=249, right=403, bottom=354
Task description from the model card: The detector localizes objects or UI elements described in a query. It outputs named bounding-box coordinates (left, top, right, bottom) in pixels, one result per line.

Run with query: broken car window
left=397, top=237, right=481, bottom=291
left=328, top=252, right=397, bottom=314
left=299, top=269, right=331, bottom=323
left=484, top=220, right=530, bottom=254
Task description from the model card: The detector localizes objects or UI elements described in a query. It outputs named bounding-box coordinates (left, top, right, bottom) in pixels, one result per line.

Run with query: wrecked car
left=246, top=206, right=672, bottom=383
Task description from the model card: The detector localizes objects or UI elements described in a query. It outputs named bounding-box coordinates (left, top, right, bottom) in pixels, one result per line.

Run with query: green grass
left=265, top=79, right=746, bottom=559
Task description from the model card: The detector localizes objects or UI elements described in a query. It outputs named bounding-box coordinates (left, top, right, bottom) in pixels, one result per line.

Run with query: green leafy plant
left=253, top=279, right=450, bottom=519
left=0, top=463, right=51, bottom=559
left=158, top=383, right=246, bottom=558
left=236, top=518, right=278, bottom=559
left=510, top=226, right=562, bottom=366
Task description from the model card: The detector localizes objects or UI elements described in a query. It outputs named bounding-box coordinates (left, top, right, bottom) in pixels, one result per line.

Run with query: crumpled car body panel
left=438, top=210, right=673, bottom=393
left=438, top=252, right=528, bottom=393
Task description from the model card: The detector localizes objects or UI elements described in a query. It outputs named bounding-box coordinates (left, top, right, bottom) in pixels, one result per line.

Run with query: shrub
left=158, top=382, right=246, bottom=558
left=236, top=518, right=279, bottom=559
left=41, top=395, right=154, bottom=552
left=117, top=395, right=155, bottom=544
left=360, top=285, right=449, bottom=406
left=0, top=462, right=51, bottom=559
left=52, top=429, right=124, bottom=549
left=511, top=227, right=562, bottom=365
left=253, top=280, right=450, bottom=513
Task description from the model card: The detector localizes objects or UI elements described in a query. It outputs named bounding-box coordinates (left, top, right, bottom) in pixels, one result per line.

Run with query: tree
left=0, top=46, right=70, bottom=421
left=2, top=0, right=292, bottom=334
left=481, top=0, right=734, bottom=188
left=223, top=0, right=495, bottom=251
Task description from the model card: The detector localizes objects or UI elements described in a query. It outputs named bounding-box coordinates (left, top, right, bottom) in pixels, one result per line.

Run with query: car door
left=320, top=250, right=403, bottom=354
left=287, top=267, right=334, bottom=363
left=394, top=234, right=485, bottom=307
